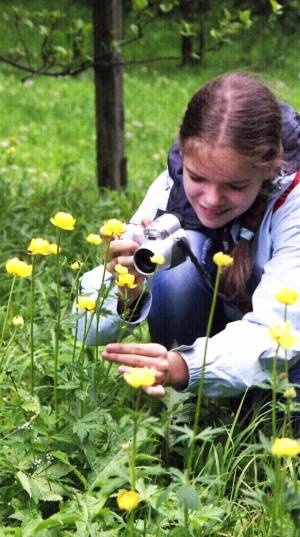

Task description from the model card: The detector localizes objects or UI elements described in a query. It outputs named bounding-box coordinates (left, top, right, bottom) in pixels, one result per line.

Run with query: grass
left=0, top=2, right=300, bottom=535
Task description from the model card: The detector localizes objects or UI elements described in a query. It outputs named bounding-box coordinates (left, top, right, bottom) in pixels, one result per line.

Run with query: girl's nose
left=203, top=185, right=224, bottom=207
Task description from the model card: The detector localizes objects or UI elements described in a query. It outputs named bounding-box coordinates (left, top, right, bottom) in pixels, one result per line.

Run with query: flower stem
left=72, top=276, right=80, bottom=363
left=0, top=276, right=16, bottom=350
left=0, top=329, right=17, bottom=368
left=95, top=241, right=111, bottom=350
left=271, top=457, right=282, bottom=535
left=185, top=266, right=221, bottom=480
left=54, top=231, right=62, bottom=423
left=100, top=283, right=141, bottom=390
left=130, top=388, right=141, bottom=490
left=183, top=266, right=221, bottom=534
left=78, top=310, right=88, bottom=418
left=30, top=256, right=36, bottom=395
left=271, top=345, right=279, bottom=440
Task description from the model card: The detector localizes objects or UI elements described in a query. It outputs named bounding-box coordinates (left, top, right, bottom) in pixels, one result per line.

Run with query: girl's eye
left=229, top=184, right=249, bottom=191
left=190, top=175, right=205, bottom=183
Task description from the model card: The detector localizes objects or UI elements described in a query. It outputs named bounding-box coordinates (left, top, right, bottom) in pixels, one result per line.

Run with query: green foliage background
left=0, top=1, right=300, bottom=535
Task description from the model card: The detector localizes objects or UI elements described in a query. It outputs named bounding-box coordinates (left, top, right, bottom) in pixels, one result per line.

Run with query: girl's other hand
left=102, top=343, right=188, bottom=397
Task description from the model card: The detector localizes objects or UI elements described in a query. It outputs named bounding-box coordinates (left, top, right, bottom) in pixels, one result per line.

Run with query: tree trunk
left=92, top=0, right=127, bottom=190
left=179, top=0, right=193, bottom=66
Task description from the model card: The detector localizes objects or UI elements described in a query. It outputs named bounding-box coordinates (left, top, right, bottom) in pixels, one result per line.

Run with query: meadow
left=0, top=2, right=300, bottom=535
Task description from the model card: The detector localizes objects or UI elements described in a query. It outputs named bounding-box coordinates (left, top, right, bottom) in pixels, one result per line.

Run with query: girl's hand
left=102, top=343, right=188, bottom=397
left=106, top=217, right=152, bottom=304
left=107, top=236, right=141, bottom=276
left=106, top=237, right=146, bottom=304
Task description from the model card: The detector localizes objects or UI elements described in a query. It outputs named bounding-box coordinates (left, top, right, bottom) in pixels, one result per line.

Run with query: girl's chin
left=196, top=206, right=232, bottom=227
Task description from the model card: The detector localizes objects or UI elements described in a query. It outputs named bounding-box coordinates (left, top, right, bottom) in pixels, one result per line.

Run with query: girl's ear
left=266, top=148, right=283, bottom=178
left=265, top=163, right=277, bottom=179
left=264, top=143, right=283, bottom=178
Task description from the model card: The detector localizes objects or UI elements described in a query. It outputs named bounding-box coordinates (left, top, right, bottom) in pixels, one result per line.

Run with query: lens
left=134, top=248, right=156, bottom=274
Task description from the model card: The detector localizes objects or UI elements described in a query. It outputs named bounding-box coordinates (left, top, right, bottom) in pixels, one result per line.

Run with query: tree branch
left=0, top=40, right=224, bottom=78
left=0, top=53, right=93, bottom=77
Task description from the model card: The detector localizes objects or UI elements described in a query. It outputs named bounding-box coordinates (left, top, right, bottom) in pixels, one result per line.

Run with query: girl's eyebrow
left=184, top=165, right=207, bottom=180
left=184, top=165, right=254, bottom=186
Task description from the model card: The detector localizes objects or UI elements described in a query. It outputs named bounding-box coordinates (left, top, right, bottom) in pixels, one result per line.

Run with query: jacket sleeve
left=129, top=169, right=172, bottom=224
left=73, top=171, right=172, bottom=345
left=73, top=265, right=152, bottom=345
left=175, top=183, right=300, bottom=397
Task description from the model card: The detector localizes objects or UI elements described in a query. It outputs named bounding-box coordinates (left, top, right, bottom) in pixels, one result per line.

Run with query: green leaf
left=130, top=24, right=139, bottom=36
left=269, top=0, right=284, bottom=14
left=21, top=395, right=40, bottom=414
left=34, top=512, right=82, bottom=531
left=38, top=24, right=48, bottom=36
left=22, top=18, right=34, bottom=29
left=156, top=485, right=173, bottom=510
left=16, top=471, right=32, bottom=498
left=177, top=484, right=200, bottom=511
left=239, top=9, right=251, bottom=24
left=159, top=3, right=174, bottom=13
left=210, top=28, right=221, bottom=40
left=53, top=46, right=68, bottom=58
left=73, top=420, right=91, bottom=442
left=51, top=450, right=70, bottom=465
left=132, top=0, right=148, bottom=9
left=31, top=476, right=64, bottom=502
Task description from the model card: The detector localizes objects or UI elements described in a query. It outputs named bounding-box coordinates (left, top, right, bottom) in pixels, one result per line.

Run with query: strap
left=273, top=169, right=300, bottom=213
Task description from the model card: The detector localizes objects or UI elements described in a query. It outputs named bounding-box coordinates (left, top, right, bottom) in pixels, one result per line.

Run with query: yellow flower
left=48, top=243, right=60, bottom=255
left=150, top=254, right=165, bottom=265
left=268, top=320, right=300, bottom=350
left=115, top=263, right=128, bottom=275
left=116, top=490, right=140, bottom=511
left=116, top=273, right=137, bottom=289
left=124, top=367, right=156, bottom=388
left=50, top=211, right=76, bottom=231
left=275, top=288, right=299, bottom=306
left=5, top=258, right=32, bottom=278
left=71, top=261, right=82, bottom=271
left=283, top=387, right=297, bottom=399
left=27, top=238, right=51, bottom=255
left=5, top=146, right=16, bottom=156
left=76, top=296, right=96, bottom=311
left=86, top=233, right=102, bottom=245
left=272, top=437, right=300, bottom=457
left=8, top=135, right=16, bottom=144
left=213, top=251, right=234, bottom=268
left=12, top=315, right=24, bottom=328
left=100, top=218, right=126, bottom=237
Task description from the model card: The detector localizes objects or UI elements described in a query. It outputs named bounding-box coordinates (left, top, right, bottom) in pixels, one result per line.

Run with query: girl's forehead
left=183, top=144, right=263, bottom=183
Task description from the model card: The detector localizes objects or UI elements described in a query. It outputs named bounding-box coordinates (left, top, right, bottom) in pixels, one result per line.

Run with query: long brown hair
left=179, top=72, right=282, bottom=312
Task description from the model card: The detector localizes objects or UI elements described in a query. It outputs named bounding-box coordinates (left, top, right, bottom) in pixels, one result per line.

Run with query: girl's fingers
left=110, top=255, right=136, bottom=270
left=107, top=258, right=145, bottom=283
left=141, top=216, right=153, bottom=227
left=142, top=385, right=165, bottom=397
left=117, top=366, right=166, bottom=397
left=118, top=365, right=166, bottom=384
left=105, top=342, right=168, bottom=358
left=109, top=239, right=139, bottom=257
left=102, top=350, right=168, bottom=372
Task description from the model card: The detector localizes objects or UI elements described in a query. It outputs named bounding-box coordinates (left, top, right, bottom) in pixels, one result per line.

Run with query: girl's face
left=183, top=144, right=269, bottom=229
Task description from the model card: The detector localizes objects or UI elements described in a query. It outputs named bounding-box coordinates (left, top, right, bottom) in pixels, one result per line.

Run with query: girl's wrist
left=117, top=288, right=146, bottom=320
left=166, top=351, right=189, bottom=389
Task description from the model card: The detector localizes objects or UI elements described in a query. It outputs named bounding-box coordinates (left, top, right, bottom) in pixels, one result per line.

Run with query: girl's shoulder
left=272, top=169, right=300, bottom=214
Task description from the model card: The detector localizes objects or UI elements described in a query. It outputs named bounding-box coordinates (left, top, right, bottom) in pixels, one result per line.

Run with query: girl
left=81, top=72, right=300, bottom=400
